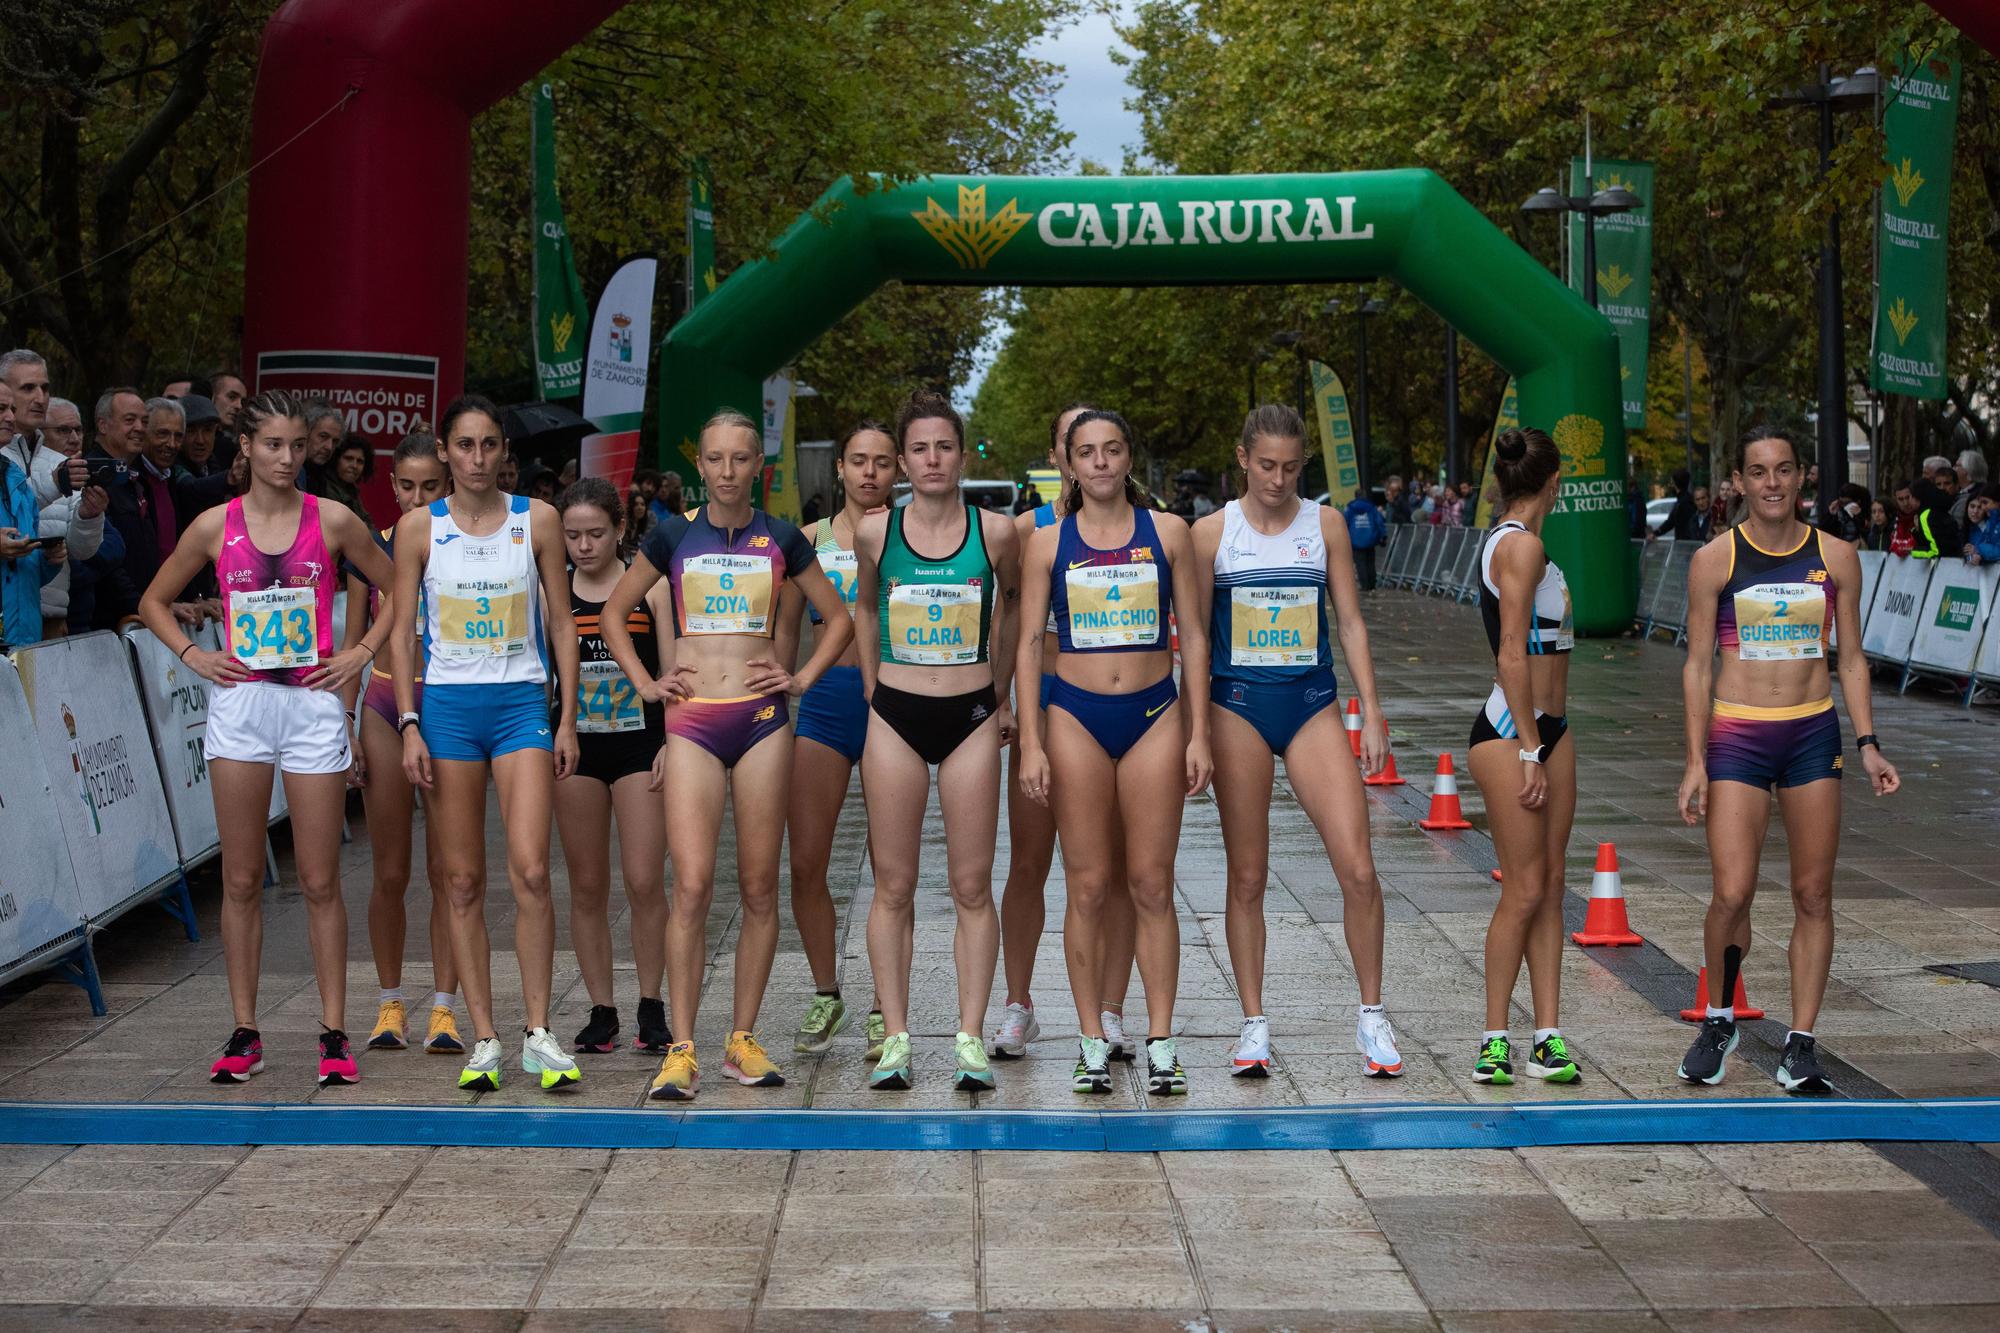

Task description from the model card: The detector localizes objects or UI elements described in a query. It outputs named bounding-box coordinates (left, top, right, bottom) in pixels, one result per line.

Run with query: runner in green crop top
left=873, top=504, right=995, bottom=668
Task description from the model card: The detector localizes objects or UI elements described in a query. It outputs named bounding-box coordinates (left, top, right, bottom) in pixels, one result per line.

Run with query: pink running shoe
left=210, top=1027, right=263, bottom=1084
left=317, top=1028, right=359, bottom=1087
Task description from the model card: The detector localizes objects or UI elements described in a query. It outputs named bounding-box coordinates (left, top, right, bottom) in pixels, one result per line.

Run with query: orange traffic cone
left=1344, top=697, right=1363, bottom=758
left=1491, top=868, right=1504, bottom=882
left=1417, top=754, right=1473, bottom=830
left=1364, top=746, right=1406, bottom=786
left=1678, top=967, right=1765, bottom=1022
left=1569, top=842, right=1642, bottom=946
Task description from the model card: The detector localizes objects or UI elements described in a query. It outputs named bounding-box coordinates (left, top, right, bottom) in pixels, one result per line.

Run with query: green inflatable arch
left=658, top=170, right=1632, bottom=633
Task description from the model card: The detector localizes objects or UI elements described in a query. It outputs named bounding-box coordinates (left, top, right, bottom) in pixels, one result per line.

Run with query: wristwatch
left=1519, top=743, right=1550, bottom=765
left=1854, top=733, right=1881, bottom=752
left=397, top=711, right=421, bottom=734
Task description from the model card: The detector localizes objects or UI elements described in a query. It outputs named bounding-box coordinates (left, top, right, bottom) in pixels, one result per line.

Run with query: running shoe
left=1102, top=1010, right=1135, bottom=1063
left=1528, top=1034, right=1581, bottom=1084
left=794, top=994, right=848, bottom=1054
left=1231, top=1016, right=1271, bottom=1078
left=209, top=1027, right=263, bottom=1084
left=723, top=1030, right=785, bottom=1087
left=991, top=1001, right=1039, bottom=1059
left=1073, top=1036, right=1112, bottom=1094
left=1473, top=1035, right=1513, bottom=1085
left=635, top=997, right=672, bottom=1053
left=572, top=1005, right=620, bottom=1054
left=458, top=1036, right=503, bottom=1091
left=1775, top=1033, right=1832, bottom=1095
left=870, top=1031, right=913, bottom=1090
left=425, top=1005, right=464, bottom=1055
left=1677, top=1016, right=1738, bottom=1086
left=1146, top=1037, right=1187, bottom=1096
left=367, top=999, right=408, bottom=1051
left=1357, top=1010, right=1404, bottom=1078
left=864, top=1010, right=887, bottom=1061
left=953, top=1031, right=995, bottom=1092
left=649, top=1041, right=699, bottom=1101
left=318, top=1029, right=359, bottom=1086
left=524, top=1027, right=582, bottom=1091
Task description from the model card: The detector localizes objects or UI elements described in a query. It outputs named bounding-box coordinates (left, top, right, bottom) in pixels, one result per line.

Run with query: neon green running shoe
left=794, top=994, right=849, bottom=1054
left=1529, top=1033, right=1581, bottom=1084
left=1073, top=1036, right=1112, bottom=1094
left=870, top=1031, right=912, bottom=1090
left=864, top=1010, right=887, bottom=1061
left=457, top=1036, right=502, bottom=1091
left=953, top=1031, right=994, bottom=1092
left=1473, top=1035, right=1514, bottom=1086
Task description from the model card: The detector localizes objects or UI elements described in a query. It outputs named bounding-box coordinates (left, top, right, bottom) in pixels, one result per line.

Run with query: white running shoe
left=1101, top=1010, right=1135, bottom=1063
left=1357, top=1009, right=1404, bottom=1077
left=457, top=1036, right=503, bottom=1091
left=1231, top=1016, right=1271, bottom=1078
left=522, top=1026, right=582, bottom=1091
left=991, top=1002, right=1040, bottom=1059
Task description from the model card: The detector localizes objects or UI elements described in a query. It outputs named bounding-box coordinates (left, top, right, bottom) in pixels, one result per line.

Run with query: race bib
left=1733, top=582, right=1823, bottom=661
left=680, top=553, right=773, bottom=634
left=1064, top=563, right=1161, bottom=649
left=818, top=549, right=859, bottom=612
left=1230, top=586, right=1319, bottom=667
left=1555, top=583, right=1575, bottom=652
left=228, top=586, right=319, bottom=671
left=435, top=577, right=528, bottom=660
left=576, top=659, right=643, bottom=734
left=888, top=583, right=982, bottom=665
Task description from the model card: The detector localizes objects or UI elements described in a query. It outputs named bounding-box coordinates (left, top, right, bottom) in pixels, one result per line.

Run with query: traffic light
left=977, top=437, right=990, bottom=457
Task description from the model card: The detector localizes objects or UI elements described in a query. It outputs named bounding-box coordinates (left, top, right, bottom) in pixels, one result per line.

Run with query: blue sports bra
left=1050, top=507, right=1172, bottom=654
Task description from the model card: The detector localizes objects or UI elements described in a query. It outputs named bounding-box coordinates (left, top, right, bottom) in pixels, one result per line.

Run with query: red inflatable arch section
left=241, top=0, right=626, bottom=520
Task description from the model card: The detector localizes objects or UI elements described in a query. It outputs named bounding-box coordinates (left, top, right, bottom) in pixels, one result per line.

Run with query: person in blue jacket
left=0, top=429, right=63, bottom=647
left=1963, top=485, right=2000, bottom=566
left=1343, top=487, right=1386, bottom=590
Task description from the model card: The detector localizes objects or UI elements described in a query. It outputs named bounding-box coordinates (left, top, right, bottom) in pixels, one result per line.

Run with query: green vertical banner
left=531, top=84, right=589, bottom=400
left=1566, top=159, right=1652, bottom=431
left=1873, top=50, right=1959, bottom=400
left=687, top=157, right=717, bottom=311
left=1308, top=361, right=1360, bottom=497
left=1470, top=378, right=1519, bottom=530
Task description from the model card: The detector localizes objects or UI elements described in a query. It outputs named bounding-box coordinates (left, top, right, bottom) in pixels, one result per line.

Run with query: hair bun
left=1494, top=428, right=1528, bottom=463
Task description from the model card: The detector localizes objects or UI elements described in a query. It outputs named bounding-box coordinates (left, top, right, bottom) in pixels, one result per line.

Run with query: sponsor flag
left=579, top=257, right=659, bottom=495
left=531, top=84, right=589, bottom=400
left=1872, top=49, right=1960, bottom=400
left=1308, top=361, right=1360, bottom=498
left=760, top=369, right=801, bottom=521
left=1471, top=378, right=1519, bottom=530
left=687, top=157, right=717, bottom=311
left=1566, top=158, right=1652, bottom=431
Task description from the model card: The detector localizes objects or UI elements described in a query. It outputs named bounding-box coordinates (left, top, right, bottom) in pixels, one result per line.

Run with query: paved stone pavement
left=4, top=589, right=2000, bottom=1327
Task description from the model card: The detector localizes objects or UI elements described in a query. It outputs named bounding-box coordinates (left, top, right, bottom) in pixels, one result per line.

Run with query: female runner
left=1676, top=430, right=1897, bottom=1092
left=555, top=478, right=673, bottom=1057
left=1467, top=427, right=1581, bottom=1086
left=390, top=395, right=582, bottom=1093
left=993, top=403, right=1140, bottom=1061
left=340, top=431, right=462, bottom=1056
left=1191, top=405, right=1401, bottom=1079
left=852, top=391, right=1020, bottom=1091
left=1016, top=409, right=1210, bottom=1097
left=140, top=390, right=396, bottom=1087
left=600, top=409, right=851, bottom=1101
left=782, top=421, right=898, bottom=1060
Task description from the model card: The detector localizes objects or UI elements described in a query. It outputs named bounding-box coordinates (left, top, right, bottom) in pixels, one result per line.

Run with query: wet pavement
left=3, top=588, right=2000, bottom=1326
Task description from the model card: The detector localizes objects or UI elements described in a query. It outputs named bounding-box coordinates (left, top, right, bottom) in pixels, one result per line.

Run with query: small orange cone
left=1417, top=754, right=1473, bottom=830
left=1344, top=697, right=1363, bottom=758
left=1491, top=868, right=1504, bottom=882
left=1570, top=842, right=1642, bottom=946
left=1678, top=967, right=1765, bottom=1022
left=1364, top=747, right=1406, bottom=786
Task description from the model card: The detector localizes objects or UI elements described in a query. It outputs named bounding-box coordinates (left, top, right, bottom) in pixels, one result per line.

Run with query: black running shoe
left=573, top=1005, right=620, bottom=1054
left=635, top=997, right=672, bottom=1053
left=1677, top=1016, right=1738, bottom=1085
left=1775, top=1033, right=1832, bottom=1095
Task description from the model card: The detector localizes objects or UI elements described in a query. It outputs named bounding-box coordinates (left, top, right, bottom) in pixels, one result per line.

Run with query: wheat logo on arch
left=1553, top=413, right=1606, bottom=478
left=913, top=184, right=1033, bottom=270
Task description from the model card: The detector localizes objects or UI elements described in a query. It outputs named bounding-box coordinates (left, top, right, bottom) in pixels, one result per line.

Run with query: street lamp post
left=1520, top=183, right=1642, bottom=306
left=1245, top=347, right=1273, bottom=417
left=1443, top=325, right=1461, bottom=490
left=1768, top=63, right=1877, bottom=506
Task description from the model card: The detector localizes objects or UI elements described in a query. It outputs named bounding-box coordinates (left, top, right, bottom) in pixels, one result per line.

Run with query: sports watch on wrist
left=1854, top=733, right=1880, bottom=752
left=397, top=711, right=421, bottom=734
left=1519, top=743, right=1550, bottom=765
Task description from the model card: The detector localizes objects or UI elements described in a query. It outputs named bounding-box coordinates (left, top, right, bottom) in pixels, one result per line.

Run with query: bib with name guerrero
left=1731, top=582, right=1825, bottom=661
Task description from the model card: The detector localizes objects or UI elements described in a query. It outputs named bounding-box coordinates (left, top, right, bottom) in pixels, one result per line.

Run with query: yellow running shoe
left=425, top=1005, right=464, bottom=1055
left=723, top=1030, right=786, bottom=1087
left=649, top=1041, right=699, bottom=1101
left=367, top=999, right=407, bottom=1051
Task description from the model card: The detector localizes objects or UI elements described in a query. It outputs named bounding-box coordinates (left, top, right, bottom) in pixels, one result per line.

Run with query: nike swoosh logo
left=1068, top=558, right=1093, bottom=569
left=434, top=534, right=460, bottom=546
left=1145, top=701, right=1169, bottom=718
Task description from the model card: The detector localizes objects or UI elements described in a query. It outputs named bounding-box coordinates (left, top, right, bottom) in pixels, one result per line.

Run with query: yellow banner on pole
left=1470, top=377, right=1519, bottom=530
left=1309, top=361, right=1360, bottom=498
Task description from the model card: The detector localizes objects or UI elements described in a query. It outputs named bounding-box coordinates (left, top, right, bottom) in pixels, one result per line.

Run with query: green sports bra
left=875, top=505, right=994, bottom=666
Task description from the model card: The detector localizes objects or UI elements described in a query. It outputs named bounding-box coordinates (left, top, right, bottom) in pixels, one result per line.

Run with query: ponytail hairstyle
left=557, top=475, right=625, bottom=533
left=1239, top=402, right=1311, bottom=465
left=1049, top=400, right=1097, bottom=456
left=1063, top=408, right=1146, bottom=512
left=1738, top=426, right=1804, bottom=469
left=391, top=430, right=441, bottom=470
left=894, top=390, right=963, bottom=454
left=701, top=407, right=760, bottom=451
left=437, top=393, right=504, bottom=446
left=238, top=389, right=307, bottom=443
left=1488, top=427, right=1561, bottom=508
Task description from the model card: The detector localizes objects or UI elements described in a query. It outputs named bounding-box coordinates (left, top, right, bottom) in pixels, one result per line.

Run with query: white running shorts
left=204, top=681, right=351, bottom=774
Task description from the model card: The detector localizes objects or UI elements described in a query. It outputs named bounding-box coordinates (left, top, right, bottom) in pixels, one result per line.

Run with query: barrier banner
left=0, top=657, right=85, bottom=973
left=1908, top=557, right=1999, bottom=676
left=9, top=632, right=180, bottom=918
left=1860, top=555, right=1934, bottom=664
left=124, top=624, right=222, bottom=866
left=1853, top=549, right=1887, bottom=646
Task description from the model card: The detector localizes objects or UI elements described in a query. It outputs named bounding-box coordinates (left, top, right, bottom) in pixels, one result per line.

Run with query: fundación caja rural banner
left=532, top=83, right=591, bottom=400
left=1872, top=48, right=1960, bottom=401
left=1566, top=158, right=1653, bottom=432
left=687, top=158, right=717, bottom=312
